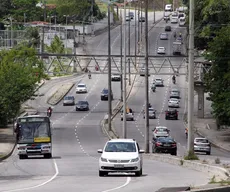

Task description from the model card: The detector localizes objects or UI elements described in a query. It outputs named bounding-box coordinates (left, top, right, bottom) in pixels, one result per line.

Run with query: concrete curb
left=144, top=154, right=229, bottom=181
left=47, top=83, right=75, bottom=105
left=191, top=185, right=230, bottom=192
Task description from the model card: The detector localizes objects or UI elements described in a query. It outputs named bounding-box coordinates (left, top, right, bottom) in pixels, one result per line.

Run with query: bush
left=184, top=150, right=199, bottom=160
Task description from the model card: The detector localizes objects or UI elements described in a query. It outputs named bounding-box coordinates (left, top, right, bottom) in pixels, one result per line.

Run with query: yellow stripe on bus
left=34, top=137, right=51, bottom=142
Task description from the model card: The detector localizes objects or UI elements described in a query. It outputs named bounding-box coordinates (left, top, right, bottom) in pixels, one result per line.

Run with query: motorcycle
left=88, top=74, right=91, bottom=79
left=185, top=132, right=188, bottom=139
left=151, top=85, right=156, bottom=92
left=173, top=78, right=176, bottom=84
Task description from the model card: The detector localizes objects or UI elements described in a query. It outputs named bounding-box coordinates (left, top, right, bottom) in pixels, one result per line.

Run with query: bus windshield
left=17, top=117, right=51, bottom=143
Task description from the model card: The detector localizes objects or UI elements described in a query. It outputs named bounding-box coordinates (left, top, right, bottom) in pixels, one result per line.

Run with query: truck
left=172, top=41, right=182, bottom=55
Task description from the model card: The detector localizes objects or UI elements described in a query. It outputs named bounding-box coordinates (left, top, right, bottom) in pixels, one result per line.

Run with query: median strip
left=47, top=83, right=75, bottom=105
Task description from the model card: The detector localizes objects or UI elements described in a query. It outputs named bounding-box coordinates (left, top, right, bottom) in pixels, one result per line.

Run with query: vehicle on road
left=76, top=83, right=87, bottom=93
left=165, top=25, right=171, bottom=31
left=111, top=73, right=121, bottom=81
left=154, top=78, right=164, bottom=87
left=16, top=115, right=52, bottom=159
left=128, top=12, right=134, bottom=19
left=157, top=47, right=166, bottom=54
left=152, top=136, right=177, bottom=155
left=139, top=17, right=145, bottom=22
left=171, top=17, right=178, bottom=23
left=152, top=126, right=170, bottom=138
left=164, top=11, right=171, bottom=20
left=165, top=4, right=173, bottom=12
left=165, top=108, right=178, bottom=120
left=170, top=89, right=180, bottom=99
left=101, top=88, right=113, bottom=101
left=143, top=108, right=156, bottom=119
left=139, top=67, right=150, bottom=76
left=121, top=107, right=134, bottom=121
left=179, top=17, right=186, bottom=27
left=160, top=33, right=168, bottom=40
left=63, top=96, right=75, bottom=106
left=151, top=83, right=156, bottom=92
left=168, top=98, right=180, bottom=108
left=97, top=139, right=144, bottom=177
left=194, top=137, right=211, bottom=155
left=75, top=100, right=89, bottom=111
left=172, top=41, right=182, bottom=55
left=126, top=16, right=131, bottom=21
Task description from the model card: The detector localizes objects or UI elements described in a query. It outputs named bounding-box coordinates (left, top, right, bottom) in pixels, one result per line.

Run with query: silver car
left=111, top=74, right=121, bottom=81
left=160, top=33, right=168, bottom=40
left=194, top=138, right=211, bottom=155
left=63, top=96, right=75, bottom=106
left=170, top=89, right=180, bottom=99
left=168, top=98, right=179, bottom=108
left=157, top=47, right=166, bottom=54
left=143, top=108, right=156, bottom=119
left=154, top=78, right=164, bottom=87
left=152, top=126, right=170, bottom=138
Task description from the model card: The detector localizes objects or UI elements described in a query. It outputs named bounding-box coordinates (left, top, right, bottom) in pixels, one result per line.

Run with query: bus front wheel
left=44, top=153, right=52, bottom=159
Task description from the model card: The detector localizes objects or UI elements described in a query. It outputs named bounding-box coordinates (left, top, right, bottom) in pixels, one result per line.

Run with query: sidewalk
left=193, top=93, right=230, bottom=152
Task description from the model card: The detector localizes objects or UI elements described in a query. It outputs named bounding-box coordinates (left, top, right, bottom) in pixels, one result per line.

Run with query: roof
left=108, top=139, right=135, bottom=143
left=156, top=126, right=167, bottom=128
left=18, top=115, right=47, bottom=118
left=77, top=83, right=86, bottom=85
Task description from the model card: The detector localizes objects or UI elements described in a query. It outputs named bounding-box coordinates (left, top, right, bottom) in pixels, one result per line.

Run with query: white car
left=111, top=73, right=121, bottom=81
left=154, top=78, right=164, bottom=86
left=76, top=83, right=87, bottom=93
left=157, top=47, right=166, bottom=54
left=168, top=98, right=180, bottom=108
left=152, top=126, right=170, bottom=138
left=97, top=139, right=144, bottom=177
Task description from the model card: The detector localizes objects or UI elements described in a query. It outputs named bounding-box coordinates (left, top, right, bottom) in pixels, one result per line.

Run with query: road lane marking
left=101, top=175, right=131, bottom=192
left=2, top=159, right=59, bottom=192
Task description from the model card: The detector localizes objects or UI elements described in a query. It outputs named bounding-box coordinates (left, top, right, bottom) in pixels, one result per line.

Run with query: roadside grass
left=46, top=0, right=57, bottom=3
left=209, top=176, right=230, bottom=186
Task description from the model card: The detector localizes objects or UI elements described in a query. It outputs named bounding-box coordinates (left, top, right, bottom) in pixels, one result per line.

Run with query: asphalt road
left=0, top=15, right=210, bottom=192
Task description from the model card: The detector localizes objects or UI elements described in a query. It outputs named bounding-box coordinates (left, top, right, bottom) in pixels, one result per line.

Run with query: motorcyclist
left=179, top=32, right=182, bottom=38
left=174, top=32, right=177, bottom=39
left=148, top=103, right=152, bottom=108
left=185, top=128, right=188, bottom=139
left=47, top=107, right=52, bottom=117
left=88, top=70, right=91, bottom=79
left=172, top=75, right=176, bottom=84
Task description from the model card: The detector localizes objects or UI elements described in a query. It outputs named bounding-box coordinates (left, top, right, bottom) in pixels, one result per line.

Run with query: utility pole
left=122, top=0, right=127, bottom=138
left=128, top=5, right=131, bottom=86
left=187, top=0, right=195, bottom=152
left=153, top=1, right=156, bottom=23
left=134, top=2, right=137, bottom=67
left=144, top=0, right=149, bottom=153
left=140, top=1, right=143, bottom=41
left=43, top=0, right=47, bottom=22
left=73, top=24, right=77, bottom=72
left=120, top=9, right=123, bottom=102
left=108, top=1, right=112, bottom=131
left=137, top=1, right=140, bottom=54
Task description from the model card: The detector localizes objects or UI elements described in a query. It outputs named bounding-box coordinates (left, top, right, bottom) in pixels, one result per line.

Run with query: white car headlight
left=131, top=157, right=139, bottom=162
left=101, top=157, right=108, bottom=162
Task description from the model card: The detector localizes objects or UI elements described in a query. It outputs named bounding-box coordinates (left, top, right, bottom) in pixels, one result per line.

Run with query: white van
left=165, top=4, right=173, bottom=12
left=171, top=17, right=178, bottom=24
left=179, top=17, right=186, bottom=26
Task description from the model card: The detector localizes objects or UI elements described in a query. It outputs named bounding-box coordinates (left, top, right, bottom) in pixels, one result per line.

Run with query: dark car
left=165, top=26, right=171, bottom=32
left=76, top=101, right=89, bottom=111
left=165, top=109, right=178, bottom=120
left=139, top=17, right=145, bottom=22
left=152, top=136, right=177, bottom=155
left=101, top=88, right=113, bottom=101
left=128, top=12, right=134, bottom=19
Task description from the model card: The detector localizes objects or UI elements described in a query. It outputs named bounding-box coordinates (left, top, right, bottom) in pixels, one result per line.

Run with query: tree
left=22, top=26, right=40, bottom=48
left=45, top=35, right=65, bottom=54
left=10, top=0, right=43, bottom=22
left=194, top=0, right=230, bottom=49
left=204, top=26, right=230, bottom=126
left=0, top=46, right=46, bottom=127
left=0, top=0, right=12, bottom=19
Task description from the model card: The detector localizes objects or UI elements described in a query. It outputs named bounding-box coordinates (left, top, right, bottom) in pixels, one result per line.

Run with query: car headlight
left=101, top=157, right=108, bottom=162
left=131, top=157, right=139, bottom=162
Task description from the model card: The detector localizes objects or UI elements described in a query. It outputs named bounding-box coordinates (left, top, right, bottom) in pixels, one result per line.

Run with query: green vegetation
left=192, top=0, right=230, bottom=126
left=184, top=150, right=199, bottom=160
left=0, top=45, right=47, bottom=127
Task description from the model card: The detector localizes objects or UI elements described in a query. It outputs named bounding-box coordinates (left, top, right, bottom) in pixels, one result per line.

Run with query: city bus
left=16, top=115, right=52, bottom=159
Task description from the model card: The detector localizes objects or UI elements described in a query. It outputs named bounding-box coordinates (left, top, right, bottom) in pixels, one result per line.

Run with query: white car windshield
left=104, top=142, right=136, bottom=152
left=156, top=128, right=168, bottom=132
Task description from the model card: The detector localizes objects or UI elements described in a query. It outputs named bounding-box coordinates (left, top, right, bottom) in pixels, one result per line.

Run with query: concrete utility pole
left=73, top=24, right=77, bottom=72
left=128, top=5, right=131, bottom=86
left=137, top=2, right=140, bottom=53
left=144, top=0, right=150, bottom=153
left=187, top=0, right=195, bottom=152
left=108, top=1, right=112, bottom=131
left=134, top=2, right=137, bottom=67
left=122, top=0, right=127, bottom=138
left=120, top=9, right=123, bottom=102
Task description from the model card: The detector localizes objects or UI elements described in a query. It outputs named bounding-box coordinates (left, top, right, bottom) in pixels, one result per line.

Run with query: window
left=105, top=142, right=137, bottom=152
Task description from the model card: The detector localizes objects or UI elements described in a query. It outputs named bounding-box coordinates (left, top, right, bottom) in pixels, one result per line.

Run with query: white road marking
left=2, top=159, right=59, bottom=192
left=101, top=176, right=131, bottom=192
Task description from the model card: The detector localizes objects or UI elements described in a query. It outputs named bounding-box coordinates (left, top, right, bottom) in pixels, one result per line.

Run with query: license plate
left=164, top=144, right=170, bottom=146
left=114, top=164, right=124, bottom=168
